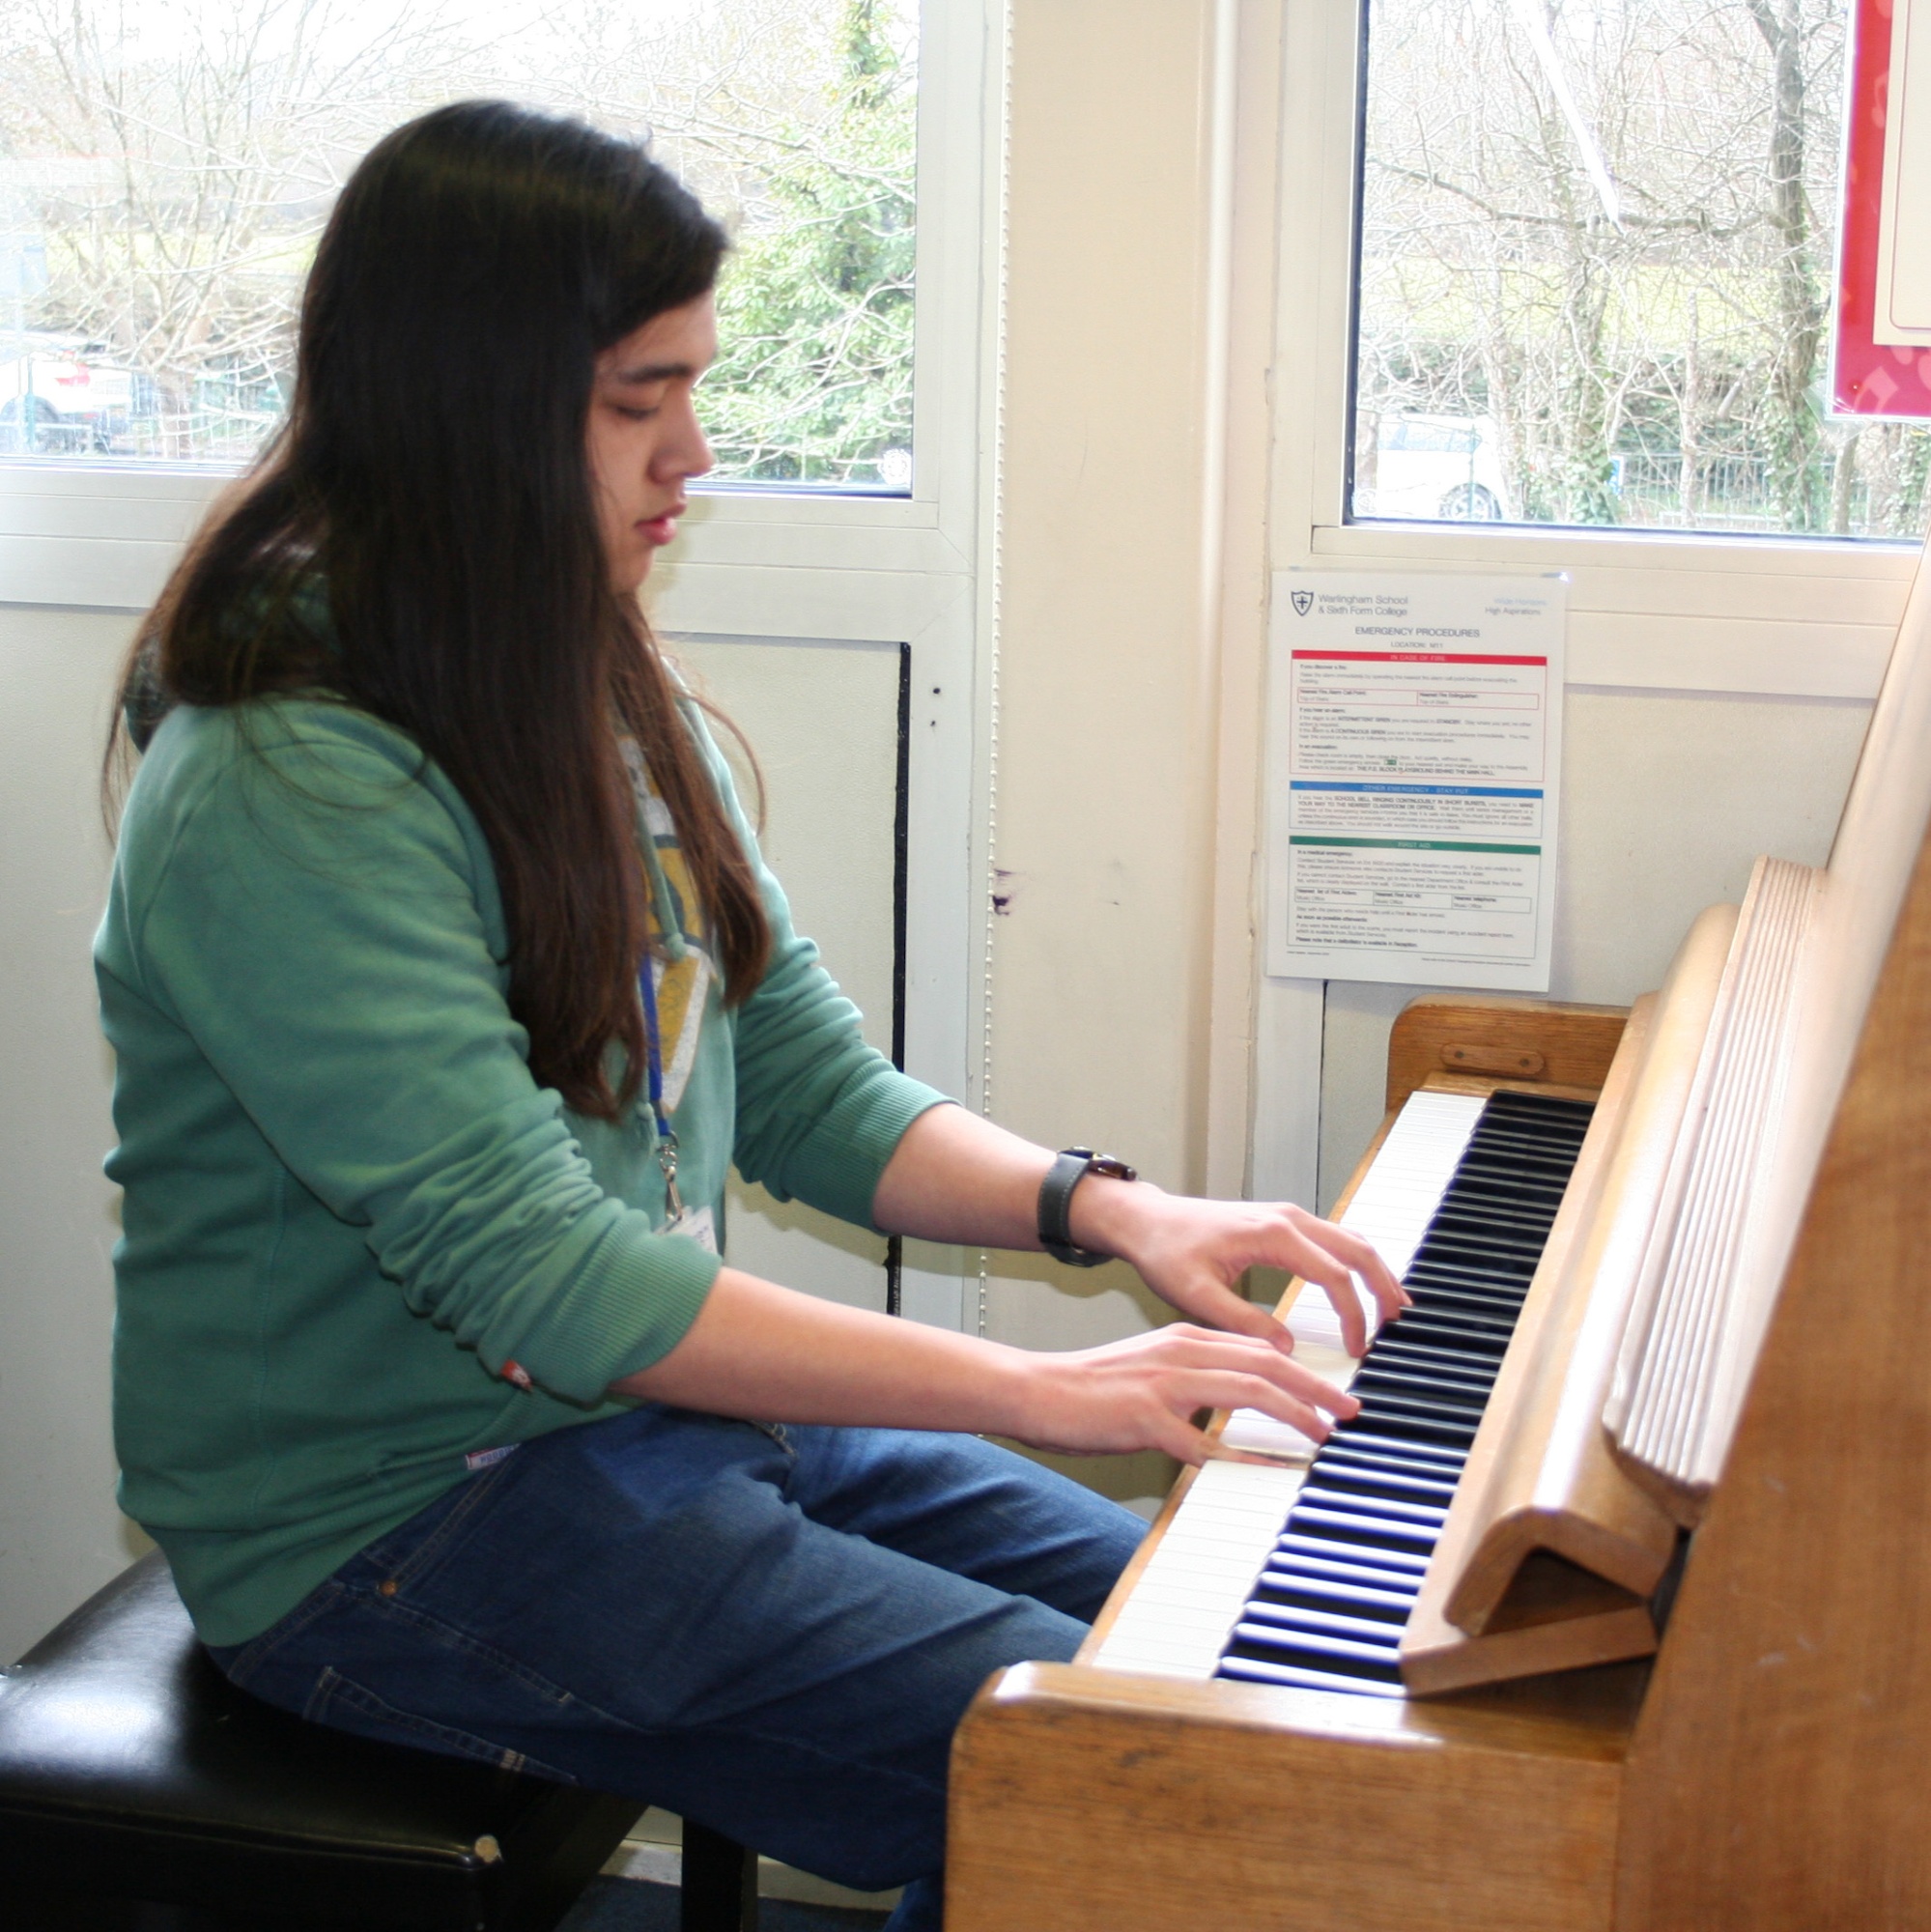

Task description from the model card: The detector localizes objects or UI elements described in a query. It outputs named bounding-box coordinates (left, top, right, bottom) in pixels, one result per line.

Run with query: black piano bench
left=0, top=1549, right=760, bottom=1932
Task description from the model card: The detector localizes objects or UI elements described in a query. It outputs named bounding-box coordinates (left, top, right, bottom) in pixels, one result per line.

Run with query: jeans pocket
left=303, top=1664, right=578, bottom=1783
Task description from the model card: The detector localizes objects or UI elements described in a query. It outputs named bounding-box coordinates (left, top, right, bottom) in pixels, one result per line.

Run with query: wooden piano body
left=947, top=559, right=1931, bottom=1931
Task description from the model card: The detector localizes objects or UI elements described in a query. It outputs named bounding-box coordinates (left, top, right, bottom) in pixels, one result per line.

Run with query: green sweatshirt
left=94, top=696, right=948, bottom=1645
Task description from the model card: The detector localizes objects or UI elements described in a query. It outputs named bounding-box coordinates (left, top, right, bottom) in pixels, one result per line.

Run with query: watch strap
left=1038, top=1147, right=1139, bottom=1267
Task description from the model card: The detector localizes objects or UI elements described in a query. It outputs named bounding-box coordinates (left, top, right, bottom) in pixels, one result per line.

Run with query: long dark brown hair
left=108, top=100, right=771, bottom=1121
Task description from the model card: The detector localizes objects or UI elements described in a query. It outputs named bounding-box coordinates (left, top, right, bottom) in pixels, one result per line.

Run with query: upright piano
left=947, top=552, right=1931, bottom=1932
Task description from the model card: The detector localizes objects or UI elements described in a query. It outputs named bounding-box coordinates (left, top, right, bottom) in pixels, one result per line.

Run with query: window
left=0, top=0, right=917, bottom=489
left=0, top=0, right=995, bottom=1328
left=1352, top=0, right=1931, bottom=540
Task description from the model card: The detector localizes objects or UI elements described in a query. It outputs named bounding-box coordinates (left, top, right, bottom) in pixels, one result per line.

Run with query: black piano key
left=1317, top=1442, right=1466, bottom=1482
left=1434, top=1169, right=1564, bottom=1199
left=1217, top=1656, right=1406, bottom=1698
left=1296, top=1485, right=1449, bottom=1529
left=1311, top=1463, right=1465, bottom=1505
left=1451, top=1169, right=1571, bottom=1202
left=1307, top=1463, right=1461, bottom=1505
left=1416, top=1246, right=1549, bottom=1282
left=1263, top=1544, right=1432, bottom=1586
left=1422, top=1212, right=1555, bottom=1254
left=1273, top=1531, right=1433, bottom=1574
left=1289, top=1504, right=1441, bottom=1553
left=1383, top=1311, right=1514, bottom=1351
left=1405, top=1274, right=1528, bottom=1304
left=1478, top=1099, right=1593, bottom=1131
left=1318, top=1430, right=1469, bottom=1471
left=1362, top=1350, right=1498, bottom=1397
left=1260, top=1574, right=1429, bottom=1613
left=1238, top=1601, right=1408, bottom=1644
left=1309, top=1482, right=1460, bottom=1523
left=1214, top=1087, right=1596, bottom=1701
left=1407, top=1244, right=1539, bottom=1272
left=1446, top=1188, right=1569, bottom=1222
left=1367, top=1332, right=1500, bottom=1369
left=1343, top=1400, right=1480, bottom=1438
left=1404, top=1273, right=1532, bottom=1309
left=1482, top=1110, right=1592, bottom=1143
left=1459, top=1134, right=1577, bottom=1158
left=1263, top=1544, right=1432, bottom=1591
left=1251, top=1573, right=1419, bottom=1618
left=1350, top=1367, right=1492, bottom=1409
left=1343, top=1398, right=1481, bottom=1445
left=1270, top=1559, right=1436, bottom=1610
left=1405, top=1258, right=1531, bottom=1283
left=1227, top=1623, right=1405, bottom=1675
left=1393, top=1313, right=1518, bottom=1347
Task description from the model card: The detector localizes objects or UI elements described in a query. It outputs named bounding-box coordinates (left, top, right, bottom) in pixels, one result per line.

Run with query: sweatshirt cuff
left=806, top=1078, right=957, bottom=1230
left=537, top=1224, right=723, bottom=1399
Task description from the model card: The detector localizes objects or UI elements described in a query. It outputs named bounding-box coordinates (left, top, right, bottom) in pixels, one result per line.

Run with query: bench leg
left=680, top=1818, right=757, bottom=1932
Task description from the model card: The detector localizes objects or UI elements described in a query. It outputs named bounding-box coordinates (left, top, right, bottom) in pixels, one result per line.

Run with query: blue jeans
left=207, top=1407, right=1145, bottom=1932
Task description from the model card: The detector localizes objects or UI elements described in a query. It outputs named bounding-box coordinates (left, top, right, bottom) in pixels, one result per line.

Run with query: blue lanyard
left=638, top=952, right=684, bottom=1217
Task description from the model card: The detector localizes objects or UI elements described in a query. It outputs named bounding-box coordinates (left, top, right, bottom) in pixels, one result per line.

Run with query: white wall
left=0, top=604, right=150, bottom=1664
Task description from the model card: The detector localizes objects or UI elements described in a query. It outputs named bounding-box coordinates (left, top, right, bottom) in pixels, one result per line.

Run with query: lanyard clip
left=655, top=1125, right=684, bottom=1219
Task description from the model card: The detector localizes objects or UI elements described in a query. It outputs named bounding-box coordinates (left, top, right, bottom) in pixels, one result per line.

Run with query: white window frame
left=0, top=0, right=1005, bottom=1329
left=1251, top=0, right=1915, bottom=1213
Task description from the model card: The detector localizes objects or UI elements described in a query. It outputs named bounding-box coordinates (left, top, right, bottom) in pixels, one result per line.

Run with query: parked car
left=0, top=339, right=141, bottom=453
left=1356, top=412, right=1515, bottom=522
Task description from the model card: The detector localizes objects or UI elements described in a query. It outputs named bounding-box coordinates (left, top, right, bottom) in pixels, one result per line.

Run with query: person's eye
left=614, top=404, right=660, bottom=422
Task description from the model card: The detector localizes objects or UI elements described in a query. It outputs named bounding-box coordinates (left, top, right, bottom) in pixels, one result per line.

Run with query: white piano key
left=1275, top=1090, right=1485, bottom=1354
left=1092, top=1459, right=1306, bottom=1678
left=1092, top=1089, right=1487, bottom=1683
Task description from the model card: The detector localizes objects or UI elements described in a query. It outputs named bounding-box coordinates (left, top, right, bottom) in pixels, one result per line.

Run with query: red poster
left=1835, top=0, right=1931, bottom=417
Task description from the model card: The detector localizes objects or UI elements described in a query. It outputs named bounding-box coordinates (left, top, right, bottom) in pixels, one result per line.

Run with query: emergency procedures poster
left=1266, top=571, right=1566, bottom=991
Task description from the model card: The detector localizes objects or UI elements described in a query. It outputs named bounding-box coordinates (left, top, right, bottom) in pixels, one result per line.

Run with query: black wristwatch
left=1037, top=1147, right=1139, bottom=1266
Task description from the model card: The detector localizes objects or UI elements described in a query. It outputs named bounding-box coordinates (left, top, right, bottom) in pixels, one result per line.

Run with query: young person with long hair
left=96, top=101, right=1402, bottom=1928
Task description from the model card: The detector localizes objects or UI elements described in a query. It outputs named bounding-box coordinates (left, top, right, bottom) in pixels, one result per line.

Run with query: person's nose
left=655, top=394, right=714, bottom=484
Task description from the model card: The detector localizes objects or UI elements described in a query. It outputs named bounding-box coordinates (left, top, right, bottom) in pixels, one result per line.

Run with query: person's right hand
left=1000, top=1321, right=1359, bottom=1464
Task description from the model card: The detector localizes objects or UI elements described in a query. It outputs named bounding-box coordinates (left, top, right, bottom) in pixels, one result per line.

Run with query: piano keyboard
left=1091, top=1087, right=1594, bottom=1689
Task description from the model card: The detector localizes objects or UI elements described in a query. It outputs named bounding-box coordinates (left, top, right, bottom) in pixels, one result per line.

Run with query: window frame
left=1273, top=0, right=1916, bottom=707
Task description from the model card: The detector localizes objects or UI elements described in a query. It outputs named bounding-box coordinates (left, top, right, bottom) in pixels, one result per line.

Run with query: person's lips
left=639, top=500, right=687, bottom=546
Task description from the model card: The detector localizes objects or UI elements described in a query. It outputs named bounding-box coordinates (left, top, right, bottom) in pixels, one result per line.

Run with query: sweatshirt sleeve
left=122, top=710, right=717, bottom=1404
left=689, top=712, right=954, bottom=1228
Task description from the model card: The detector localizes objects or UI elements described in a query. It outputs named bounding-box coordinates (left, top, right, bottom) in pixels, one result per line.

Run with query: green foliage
left=700, top=0, right=917, bottom=486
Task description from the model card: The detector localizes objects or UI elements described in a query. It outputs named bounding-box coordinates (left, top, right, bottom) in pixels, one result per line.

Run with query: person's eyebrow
left=607, top=360, right=697, bottom=385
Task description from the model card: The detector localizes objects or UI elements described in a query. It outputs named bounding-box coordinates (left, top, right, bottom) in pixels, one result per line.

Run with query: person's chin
left=612, top=554, right=653, bottom=596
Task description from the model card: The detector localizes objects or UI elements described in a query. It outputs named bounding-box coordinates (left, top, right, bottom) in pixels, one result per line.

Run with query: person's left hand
left=1066, top=1180, right=1407, bottom=1359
